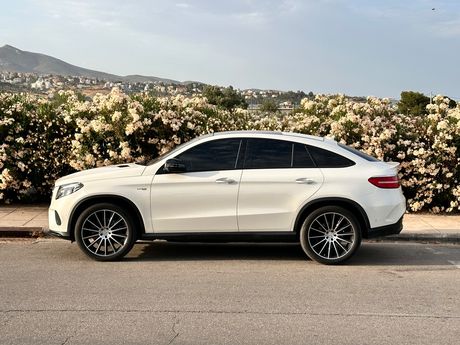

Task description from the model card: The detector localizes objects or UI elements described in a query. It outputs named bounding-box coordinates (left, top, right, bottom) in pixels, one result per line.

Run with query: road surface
left=1, top=239, right=459, bottom=344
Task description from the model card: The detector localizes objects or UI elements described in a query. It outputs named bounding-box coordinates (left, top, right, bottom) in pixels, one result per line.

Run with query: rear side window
left=176, top=138, right=241, bottom=172
left=338, top=143, right=380, bottom=162
left=244, top=139, right=316, bottom=169
left=307, top=145, right=355, bottom=168
left=293, top=144, right=316, bottom=168
left=245, top=139, right=291, bottom=169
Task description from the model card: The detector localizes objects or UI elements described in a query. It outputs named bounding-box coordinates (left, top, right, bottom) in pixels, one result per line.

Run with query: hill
left=0, top=44, right=180, bottom=84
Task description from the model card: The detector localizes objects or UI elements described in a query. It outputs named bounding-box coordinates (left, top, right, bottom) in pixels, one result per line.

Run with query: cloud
left=31, top=0, right=125, bottom=28
left=175, top=3, right=191, bottom=9
left=431, top=18, right=460, bottom=37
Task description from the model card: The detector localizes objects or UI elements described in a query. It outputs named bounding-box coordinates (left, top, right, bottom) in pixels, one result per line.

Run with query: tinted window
left=293, top=144, right=316, bottom=168
left=307, top=145, right=355, bottom=168
left=147, top=135, right=207, bottom=166
left=176, top=139, right=241, bottom=172
left=245, top=139, right=292, bottom=169
left=338, top=143, right=380, bottom=162
left=244, top=139, right=316, bottom=169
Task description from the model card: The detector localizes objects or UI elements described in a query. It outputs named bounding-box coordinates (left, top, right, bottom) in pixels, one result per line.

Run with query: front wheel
left=300, top=206, right=361, bottom=264
left=75, top=203, right=136, bottom=261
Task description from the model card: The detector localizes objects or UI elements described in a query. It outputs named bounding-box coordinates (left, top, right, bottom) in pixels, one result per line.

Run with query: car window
left=146, top=135, right=208, bottom=166
left=338, top=143, right=380, bottom=162
left=244, top=139, right=315, bottom=169
left=293, top=143, right=316, bottom=168
left=307, top=145, right=355, bottom=168
left=244, top=138, right=292, bottom=169
left=175, top=138, right=241, bottom=172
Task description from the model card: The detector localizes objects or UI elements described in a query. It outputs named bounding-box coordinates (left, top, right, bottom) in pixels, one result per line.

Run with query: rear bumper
left=366, top=215, right=404, bottom=239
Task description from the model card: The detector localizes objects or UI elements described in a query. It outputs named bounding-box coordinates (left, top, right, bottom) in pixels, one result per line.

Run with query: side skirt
left=140, top=232, right=298, bottom=243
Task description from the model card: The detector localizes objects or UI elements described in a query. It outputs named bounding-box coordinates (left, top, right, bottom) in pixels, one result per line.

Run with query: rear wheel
left=300, top=206, right=361, bottom=264
left=75, top=203, right=136, bottom=261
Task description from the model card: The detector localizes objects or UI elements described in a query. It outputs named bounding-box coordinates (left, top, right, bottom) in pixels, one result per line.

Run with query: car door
left=237, top=138, right=324, bottom=232
left=151, top=138, right=243, bottom=233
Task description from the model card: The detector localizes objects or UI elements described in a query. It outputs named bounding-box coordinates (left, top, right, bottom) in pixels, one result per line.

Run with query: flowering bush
left=0, top=92, right=76, bottom=202
left=0, top=89, right=459, bottom=212
left=289, top=94, right=460, bottom=212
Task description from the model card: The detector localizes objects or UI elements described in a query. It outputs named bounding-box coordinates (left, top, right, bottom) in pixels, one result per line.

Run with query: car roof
left=212, top=130, right=327, bottom=142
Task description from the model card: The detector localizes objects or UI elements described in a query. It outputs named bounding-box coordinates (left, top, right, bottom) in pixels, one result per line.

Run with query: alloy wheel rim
left=81, top=209, right=128, bottom=257
left=307, top=212, right=355, bottom=260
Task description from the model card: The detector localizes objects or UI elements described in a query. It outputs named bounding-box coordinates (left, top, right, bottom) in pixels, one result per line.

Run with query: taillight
left=368, top=176, right=400, bottom=189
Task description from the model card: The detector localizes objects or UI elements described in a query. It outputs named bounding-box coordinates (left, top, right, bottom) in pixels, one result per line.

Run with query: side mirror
left=164, top=158, right=186, bottom=173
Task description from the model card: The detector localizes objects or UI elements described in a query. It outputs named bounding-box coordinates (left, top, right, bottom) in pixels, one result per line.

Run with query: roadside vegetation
left=0, top=89, right=459, bottom=213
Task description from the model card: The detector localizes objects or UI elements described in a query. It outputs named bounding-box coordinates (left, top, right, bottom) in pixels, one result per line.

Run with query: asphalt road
left=0, top=239, right=459, bottom=345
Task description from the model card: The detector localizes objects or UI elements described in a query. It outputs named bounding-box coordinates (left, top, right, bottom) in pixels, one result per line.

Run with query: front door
left=151, top=138, right=243, bottom=233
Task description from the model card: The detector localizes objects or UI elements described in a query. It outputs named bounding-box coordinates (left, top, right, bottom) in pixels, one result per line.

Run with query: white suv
left=49, top=131, right=406, bottom=264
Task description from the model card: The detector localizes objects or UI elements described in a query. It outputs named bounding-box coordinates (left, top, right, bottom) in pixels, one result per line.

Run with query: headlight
left=56, top=182, right=83, bottom=199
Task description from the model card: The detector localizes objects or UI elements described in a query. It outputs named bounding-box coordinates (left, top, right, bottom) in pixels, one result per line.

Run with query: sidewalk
left=0, top=205, right=459, bottom=242
left=0, top=205, right=48, bottom=237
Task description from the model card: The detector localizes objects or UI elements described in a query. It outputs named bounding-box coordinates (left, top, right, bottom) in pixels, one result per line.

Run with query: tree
left=259, top=99, right=279, bottom=112
left=202, top=85, right=248, bottom=110
left=398, top=91, right=430, bottom=116
left=446, top=97, right=457, bottom=108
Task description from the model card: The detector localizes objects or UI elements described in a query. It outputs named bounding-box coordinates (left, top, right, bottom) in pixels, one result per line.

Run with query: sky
left=1, top=0, right=459, bottom=98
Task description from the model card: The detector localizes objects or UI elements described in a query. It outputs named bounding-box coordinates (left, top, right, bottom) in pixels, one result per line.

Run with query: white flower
left=112, top=111, right=122, bottom=122
left=17, top=162, right=26, bottom=172
left=125, top=124, right=134, bottom=135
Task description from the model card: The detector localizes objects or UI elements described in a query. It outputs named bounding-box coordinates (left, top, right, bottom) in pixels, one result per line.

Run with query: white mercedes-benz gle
left=48, top=131, right=406, bottom=264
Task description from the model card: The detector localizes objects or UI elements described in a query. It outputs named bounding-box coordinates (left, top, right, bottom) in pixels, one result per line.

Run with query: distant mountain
left=0, top=44, right=180, bottom=84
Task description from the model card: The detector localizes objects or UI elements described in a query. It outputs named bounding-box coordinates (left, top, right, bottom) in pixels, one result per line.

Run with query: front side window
left=244, top=139, right=316, bottom=169
left=175, top=138, right=241, bottom=172
left=147, top=135, right=207, bottom=166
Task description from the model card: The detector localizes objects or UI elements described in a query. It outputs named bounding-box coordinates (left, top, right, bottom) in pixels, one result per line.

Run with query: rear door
left=237, top=138, right=324, bottom=232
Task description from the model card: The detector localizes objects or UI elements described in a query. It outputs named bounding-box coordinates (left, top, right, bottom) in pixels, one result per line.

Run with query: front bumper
left=48, top=207, right=74, bottom=241
left=367, top=215, right=404, bottom=238
left=48, top=188, right=81, bottom=238
left=48, top=229, right=72, bottom=241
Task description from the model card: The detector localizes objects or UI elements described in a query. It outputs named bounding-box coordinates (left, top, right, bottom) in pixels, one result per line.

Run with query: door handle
left=215, top=177, right=236, bottom=184
left=295, top=177, right=315, bottom=184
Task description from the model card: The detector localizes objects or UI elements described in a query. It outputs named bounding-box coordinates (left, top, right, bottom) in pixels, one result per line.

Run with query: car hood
left=55, top=163, right=147, bottom=185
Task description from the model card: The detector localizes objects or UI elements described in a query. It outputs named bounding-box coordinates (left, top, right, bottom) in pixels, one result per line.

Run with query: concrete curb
left=381, top=233, right=460, bottom=244
left=0, top=227, right=46, bottom=238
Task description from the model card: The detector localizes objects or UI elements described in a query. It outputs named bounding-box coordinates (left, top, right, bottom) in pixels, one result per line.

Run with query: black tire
left=75, top=203, right=136, bottom=261
left=300, top=206, right=361, bottom=264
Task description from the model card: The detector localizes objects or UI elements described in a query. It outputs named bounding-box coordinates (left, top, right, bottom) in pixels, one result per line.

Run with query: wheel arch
left=293, top=197, right=371, bottom=238
left=67, top=195, right=146, bottom=241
